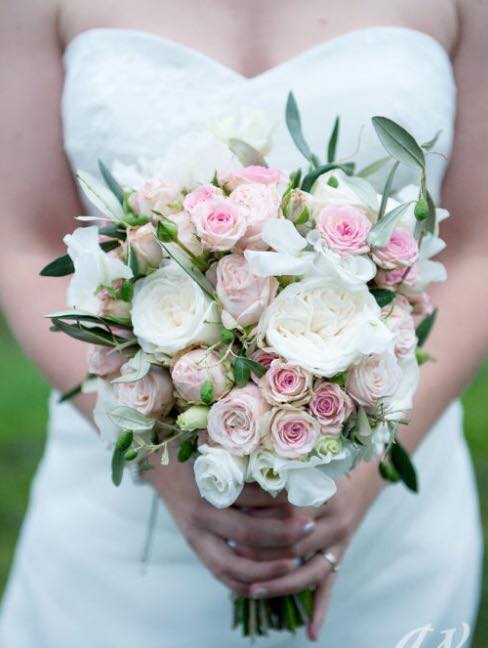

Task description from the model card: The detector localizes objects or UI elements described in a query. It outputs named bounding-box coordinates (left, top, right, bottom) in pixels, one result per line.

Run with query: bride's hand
left=143, top=450, right=316, bottom=595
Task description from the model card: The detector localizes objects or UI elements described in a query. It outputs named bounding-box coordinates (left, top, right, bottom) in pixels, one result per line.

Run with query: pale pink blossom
left=249, top=349, right=280, bottom=383
left=375, top=265, right=417, bottom=288
left=115, top=364, right=175, bottom=418
left=219, top=165, right=285, bottom=191
left=266, top=408, right=320, bottom=459
left=129, top=177, right=181, bottom=217
left=409, top=292, right=434, bottom=316
left=207, top=384, right=270, bottom=456
left=171, top=348, right=231, bottom=403
left=183, top=185, right=223, bottom=211
left=346, top=352, right=402, bottom=409
left=382, top=306, right=417, bottom=359
left=167, top=210, right=203, bottom=256
left=309, top=382, right=354, bottom=434
left=128, top=223, right=163, bottom=273
left=372, top=228, right=419, bottom=269
left=189, top=198, right=246, bottom=251
left=86, top=345, right=127, bottom=377
left=260, top=359, right=312, bottom=406
left=316, top=205, right=371, bottom=255
left=230, top=183, right=281, bottom=251
left=216, top=254, right=278, bottom=328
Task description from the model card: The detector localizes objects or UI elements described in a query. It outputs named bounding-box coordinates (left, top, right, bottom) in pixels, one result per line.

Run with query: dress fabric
left=0, top=26, right=483, bottom=648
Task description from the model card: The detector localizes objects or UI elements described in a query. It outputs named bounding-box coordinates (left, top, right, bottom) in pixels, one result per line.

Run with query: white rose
left=93, top=379, right=123, bottom=445
left=346, top=352, right=402, bottom=409
left=194, top=444, right=247, bottom=508
left=257, top=275, right=393, bottom=377
left=63, top=226, right=132, bottom=313
left=131, top=262, right=221, bottom=356
left=208, top=108, right=277, bottom=155
left=384, top=356, right=420, bottom=420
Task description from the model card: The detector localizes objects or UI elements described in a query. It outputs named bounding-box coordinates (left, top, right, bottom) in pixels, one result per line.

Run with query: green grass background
left=0, top=313, right=486, bottom=643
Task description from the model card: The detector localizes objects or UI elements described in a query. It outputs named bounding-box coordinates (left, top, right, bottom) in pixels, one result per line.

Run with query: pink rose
left=129, top=177, right=181, bottom=217
left=250, top=349, right=280, bottom=383
left=183, top=185, right=223, bottom=211
left=316, top=205, right=371, bottom=255
left=219, top=165, right=285, bottom=191
left=171, top=348, right=231, bottom=403
left=266, top=408, right=320, bottom=459
left=372, top=228, right=419, bottom=269
left=309, top=382, right=354, bottom=434
left=375, top=265, right=417, bottom=288
left=260, top=359, right=312, bottom=406
left=166, top=210, right=203, bottom=256
left=128, top=223, right=163, bottom=273
left=409, top=292, right=434, bottom=316
left=216, top=254, right=278, bottom=328
left=97, top=279, right=131, bottom=320
left=207, top=384, right=270, bottom=456
left=382, top=306, right=417, bottom=359
left=230, top=183, right=281, bottom=251
left=346, top=352, right=402, bottom=409
left=189, top=198, right=247, bottom=251
left=86, top=345, right=127, bottom=377
left=115, top=364, right=175, bottom=418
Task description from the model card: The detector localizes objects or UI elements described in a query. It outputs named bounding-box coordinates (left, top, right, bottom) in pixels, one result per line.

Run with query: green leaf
left=77, top=170, right=124, bottom=221
left=289, top=168, right=302, bottom=189
left=300, top=162, right=355, bottom=193
left=156, top=218, right=178, bottom=243
left=390, top=441, right=418, bottom=492
left=46, top=310, right=132, bottom=330
left=154, top=238, right=216, bottom=300
left=99, top=224, right=127, bottom=240
left=228, top=138, right=267, bottom=167
left=111, top=445, right=125, bottom=486
left=200, top=379, right=215, bottom=405
left=370, top=288, right=396, bottom=308
left=107, top=406, right=155, bottom=431
left=111, top=351, right=150, bottom=384
left=356, top=155, right=391, bottom=178
left=379, top=459, right=401, bottom=483
left=425, top=191, right=437, bottom=235
left=377, top=161, right=400, bottom=220
left=127, top=242, right=139, bottom=276
left=242, top=357, right=268, bottom=377
left=415, top=308, right=438, bottom=347
left=123, top=215, right=150, bottom=227
left=367, top=201, right=412, bottom=248
left=341, top=174, right=379, bottom=212
left=178, top=438, right=197, bottom=463
left=233, top=357, right=251, bottom=387
left=421, top=129, right=442, bottom=151
left=117, top=281, right=134, bottom=302
left=285, top=92, right=313, bottom=162
left=372, top=117, right=425, bottom=170
left=327, top=116, right=340, bottom=163
left=58, top=381, right=84, bottom=403
left=50, top=318, right=127, bottom=347
left=98, top=159, right=125, bottom=204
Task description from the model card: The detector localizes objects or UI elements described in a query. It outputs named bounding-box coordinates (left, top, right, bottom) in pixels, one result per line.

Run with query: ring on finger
left=322, top=550, right=340, bottom=573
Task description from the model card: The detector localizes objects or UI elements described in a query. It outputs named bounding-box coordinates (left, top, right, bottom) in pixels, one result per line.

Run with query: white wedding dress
left=0, top=26, right=483, bottom=648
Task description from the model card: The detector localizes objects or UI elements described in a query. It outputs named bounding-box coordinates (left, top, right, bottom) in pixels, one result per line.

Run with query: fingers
left=307, top=573, right=336, bottom=642
left=193, top=502, right=315, bottom=548
left=292, top=516, right=348, bottom=558
left=249, top=552, right=330, bottom=599
left=235, top=483, right=289, bottom=508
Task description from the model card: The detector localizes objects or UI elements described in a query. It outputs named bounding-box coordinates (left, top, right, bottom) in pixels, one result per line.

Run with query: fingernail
left=302, top=521, right=315, bottom=534
left=291, top=557, right=302, bottom=568
left=227, top=539, right=237, bottom=549
left=251, top=586, right=268, bottom=599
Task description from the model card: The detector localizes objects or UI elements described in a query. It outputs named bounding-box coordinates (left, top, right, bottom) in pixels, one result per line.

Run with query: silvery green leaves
left=286, top=92, right=315, bottom=164
left=111, top=351, right=151, bottom=384
left=77, top=171, right=125, bottom=222
left=367, top=201, right=412, bottom=248
left=372, top=117, right=425, bottom=171
left=228, top=138, right=267, bottom=167
left=108, top=406, right=155, bottom=432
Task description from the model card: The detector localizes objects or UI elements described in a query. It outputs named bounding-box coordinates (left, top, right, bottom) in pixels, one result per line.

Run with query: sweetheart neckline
left=63, top=25, right=453, bottom=83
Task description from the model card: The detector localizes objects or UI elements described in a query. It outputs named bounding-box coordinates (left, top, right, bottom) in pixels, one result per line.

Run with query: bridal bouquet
left=41, top=93, right=446, bottom=638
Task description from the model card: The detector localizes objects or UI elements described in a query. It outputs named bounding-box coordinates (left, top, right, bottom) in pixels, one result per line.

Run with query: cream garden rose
left=131, top=262, right=221, bottom=356
left=193, top=444, right=246, bottom=508
left=346, top=351, right=402, bottom=409
left=114, top=364, right=175, bottom=418
left=257, top=275, right=393, bottom=377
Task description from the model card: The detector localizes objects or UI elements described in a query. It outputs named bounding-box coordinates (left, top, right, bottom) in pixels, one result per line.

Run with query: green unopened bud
left=200, top=379, right=214, bottom=405
left=177, top=438, right=197, bottom=463
left=116, top=431, right=133, bottom=452
left=123, top=215, right=150, bottom=227
left=283, top=189, right=309, bottom=225
left=177, top=405, right=209, bottom=432
left=220, top=328, right=235, bottom=344
left=415, top=347, right=434, bottom=365
left=379, top=460, right=401, bottom=483
left=124, top=448, right=138, bottom=462
left=156, top=218, right=178, bottom=242
left=315, top=435, right=343, bottom=458
left=327, top=175, right=339, bottom=188
left=414, top=198, right=429, bottom=221
left=118, top=281, right=134, bottom=302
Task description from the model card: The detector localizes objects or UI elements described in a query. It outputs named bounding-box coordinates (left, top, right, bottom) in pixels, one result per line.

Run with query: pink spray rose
left=316, top=204, right=371, bottom=255
left=183, top=185, right=223, bottom=211
left=260, top=359, right=312, bottom=406
left=129, top=177, right=181, bottom=217
left=114, top=364, right=175, bottom=418
left=207, top=384, right=270, bottom=456
left=171, top=348, right=231, bottom=403
left=189, top=198, right=247, bottom=251
left=128, top=223, right=163, bottom=273
left=216, top=254, right=278, bottom=328
left=375, top=264, right=417, bottom=289
left=346, top=352, right=402, bottom=409
left=266, top=408, right=320, bottom=459
left=97, top=278, right=131, bottom=320
left=230, top=183, right=281, bottom=251
left=249, top=349, right=280, bottom=383
left=219, top=165, right=285, bottom=191
left=382, top=306, right=417, bottom=360
left=166, top=210, right=203, bottom=256
left=309, top=382, right=354, bottom=435
left=372, top=227, right=419, bottom=269
left=86, top=345, right=127, bottom=377
left=409, top=292, right=434, bottom=316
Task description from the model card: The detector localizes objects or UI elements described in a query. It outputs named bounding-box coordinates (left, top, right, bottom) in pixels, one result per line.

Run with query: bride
left=0, top=1, right=485, bottom=646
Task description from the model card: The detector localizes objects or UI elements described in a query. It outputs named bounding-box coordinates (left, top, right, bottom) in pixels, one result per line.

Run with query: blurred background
left=0, top=311, right=486, bottom=643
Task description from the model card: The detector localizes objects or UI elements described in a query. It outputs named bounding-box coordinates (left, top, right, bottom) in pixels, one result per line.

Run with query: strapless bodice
left=62, top=26, right=456, bottom=200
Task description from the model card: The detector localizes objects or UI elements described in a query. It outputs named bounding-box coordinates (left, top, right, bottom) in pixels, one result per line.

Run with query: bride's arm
left=244, top=1, right=488, bottom=639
